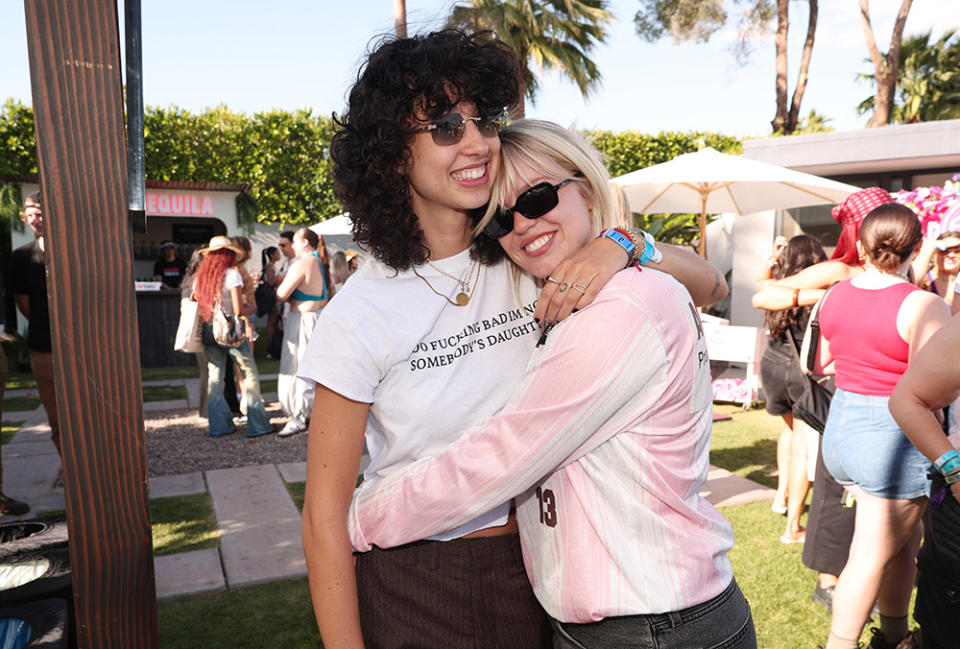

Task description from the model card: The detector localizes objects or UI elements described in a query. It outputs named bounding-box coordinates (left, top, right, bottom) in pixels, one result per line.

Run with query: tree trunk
left=860, top=0, right=913, bottom=127
left=771, top=0, right=789, bottom=133
left=511, top=45, right=528, bottom=120
left=394, top=0, right=407, bottom=39
left=786, top=0, right=818, bottom=134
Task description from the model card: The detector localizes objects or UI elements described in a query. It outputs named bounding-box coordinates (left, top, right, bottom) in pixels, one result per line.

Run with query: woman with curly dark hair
left=192, top=236, right=273, bottom=438
left=297, top=29, right=727, bottom=649
left=754, top=235, right=827, bottom=544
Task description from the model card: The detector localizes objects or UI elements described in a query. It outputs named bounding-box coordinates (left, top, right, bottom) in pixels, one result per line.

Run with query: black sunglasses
left=483, top=177, right=578, bottom=239
left=413, top=110, right=508, bottom=146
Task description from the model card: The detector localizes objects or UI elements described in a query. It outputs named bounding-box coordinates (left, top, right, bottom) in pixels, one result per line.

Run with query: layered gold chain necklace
left=412, top=258, right=482, bottom=307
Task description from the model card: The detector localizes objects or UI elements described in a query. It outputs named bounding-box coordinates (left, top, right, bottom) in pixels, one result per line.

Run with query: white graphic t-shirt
left=298, top=248, right=540, bottom=540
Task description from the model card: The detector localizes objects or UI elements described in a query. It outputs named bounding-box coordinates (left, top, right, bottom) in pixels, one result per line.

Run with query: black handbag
left=789, top=286, right=836, bottom=434
left=255, top=280, right=277, bottom=317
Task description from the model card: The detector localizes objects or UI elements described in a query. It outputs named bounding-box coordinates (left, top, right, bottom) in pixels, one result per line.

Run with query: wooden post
left=22, top=1, right=158, bottom=647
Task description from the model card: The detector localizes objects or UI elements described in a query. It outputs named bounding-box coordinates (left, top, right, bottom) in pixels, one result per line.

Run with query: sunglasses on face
left=413, top=109, right=508, bottom=146
left=483, top=177, right=578, bottom=239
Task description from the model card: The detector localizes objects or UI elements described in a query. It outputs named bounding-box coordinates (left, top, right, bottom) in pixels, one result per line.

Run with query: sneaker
left=233, top=415, right=248, bottom=426
left=0, top=495, right=30, bottom=517
left=279, top=418, right=307, bottom=437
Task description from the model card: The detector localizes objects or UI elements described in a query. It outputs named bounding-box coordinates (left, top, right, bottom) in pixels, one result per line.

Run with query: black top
left=10, top=239, right=51, bottom=352
left=153, top=257, right=187, bottom=289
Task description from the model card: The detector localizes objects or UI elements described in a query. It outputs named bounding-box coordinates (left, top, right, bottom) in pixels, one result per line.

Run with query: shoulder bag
left=174, top=296, right=204, bottom=353
left=211, top=299, right=245, bottom=349
left=789, top=285, right=836, bottom=434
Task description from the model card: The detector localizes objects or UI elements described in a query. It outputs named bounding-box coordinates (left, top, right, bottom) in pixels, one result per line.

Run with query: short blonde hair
left=475, top=119, right=628, bottom=239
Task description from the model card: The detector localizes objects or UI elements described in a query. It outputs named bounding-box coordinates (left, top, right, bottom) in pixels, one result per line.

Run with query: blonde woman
left=341, top=120, right=754, bottom=649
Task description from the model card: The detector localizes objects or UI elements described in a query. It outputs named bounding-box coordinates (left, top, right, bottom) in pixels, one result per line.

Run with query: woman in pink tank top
left=817, top=204, right=950, bottom=649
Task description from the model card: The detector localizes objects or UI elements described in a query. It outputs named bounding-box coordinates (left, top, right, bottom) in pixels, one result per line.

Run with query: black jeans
left=550, top=579, right=756, bottom=649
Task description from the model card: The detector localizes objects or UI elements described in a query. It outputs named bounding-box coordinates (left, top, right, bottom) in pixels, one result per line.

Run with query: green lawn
left=711, top=403, right=782, bottom=489
left=286, top=481, right=306, bottom=512
left=1, top=420, right=23, bottom=445
left=3, top=369, right=37, bottom=391
left=151, top=493, right=219, bottom=557
left=142, top=384, right=189, bottom=403
left=159, top=578, right=321, bottom=649
left=2, top=395, right=42, bottom=412
left=141, top=366, right=199, bottom=382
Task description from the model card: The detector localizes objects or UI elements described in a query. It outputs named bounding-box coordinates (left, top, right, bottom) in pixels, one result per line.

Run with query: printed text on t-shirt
left=408, top=302, right=538, bottom=372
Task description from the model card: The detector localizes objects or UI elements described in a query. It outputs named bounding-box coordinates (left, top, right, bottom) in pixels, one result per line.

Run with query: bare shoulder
left=903, top=288, right=950, bottom=318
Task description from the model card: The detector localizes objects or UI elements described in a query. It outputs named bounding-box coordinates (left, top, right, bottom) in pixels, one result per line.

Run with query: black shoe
left=811, top=583, right=834, bottom=611
left=0, top=494, right=30, bottom=517
left=867, top=627, right=921, bottom=649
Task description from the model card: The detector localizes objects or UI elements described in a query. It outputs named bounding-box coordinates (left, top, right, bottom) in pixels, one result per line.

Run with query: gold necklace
left=427, top=260, right=471, bottom=294
left=412, top=259, right=481, bottom=306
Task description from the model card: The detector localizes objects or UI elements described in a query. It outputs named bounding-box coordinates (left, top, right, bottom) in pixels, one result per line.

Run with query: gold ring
left=572, top=283, right=586, bottom=294
left=558, top=282, right=569, bottom=293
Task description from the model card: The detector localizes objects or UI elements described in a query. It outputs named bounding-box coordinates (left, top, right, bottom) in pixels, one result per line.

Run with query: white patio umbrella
left=612, top=147, right=861, bottom=257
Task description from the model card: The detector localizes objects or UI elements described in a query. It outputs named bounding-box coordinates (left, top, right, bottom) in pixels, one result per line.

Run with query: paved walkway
left=1, top=393, right=774, bottom=600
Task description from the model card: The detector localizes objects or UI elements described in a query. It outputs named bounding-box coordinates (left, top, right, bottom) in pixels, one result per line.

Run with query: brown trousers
left=29, top=350, right=61, bottom=457
left=356, top=533, right=552, bottom=649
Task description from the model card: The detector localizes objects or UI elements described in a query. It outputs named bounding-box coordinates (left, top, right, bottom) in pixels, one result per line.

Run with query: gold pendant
left=455, top=292, right=470, bottom=306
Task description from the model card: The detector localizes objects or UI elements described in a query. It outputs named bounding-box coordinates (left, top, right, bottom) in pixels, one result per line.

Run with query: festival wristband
left=935, top=449, right=960, bottom=473
left=946, top=469, right=960, bottom=485
left=938, top=456, right=960, bottom=477
left=600, top=228, right=636, bottom=267
left=635, top=229, right=663, bottom=265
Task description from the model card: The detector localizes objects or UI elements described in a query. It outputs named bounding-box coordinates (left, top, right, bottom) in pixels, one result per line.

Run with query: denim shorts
left=550, top=579, right=756, bottom=649
left=822, top=388, right=931, bottom=500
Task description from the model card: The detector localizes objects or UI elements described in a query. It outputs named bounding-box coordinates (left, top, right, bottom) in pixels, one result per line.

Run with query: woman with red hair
left=753, top=187, right=893, bottom=309
left=193, top=236, right=273, bottom=437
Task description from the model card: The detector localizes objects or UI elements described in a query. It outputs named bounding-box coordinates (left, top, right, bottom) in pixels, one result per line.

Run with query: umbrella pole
left=698, top=196, right=707, bottom=258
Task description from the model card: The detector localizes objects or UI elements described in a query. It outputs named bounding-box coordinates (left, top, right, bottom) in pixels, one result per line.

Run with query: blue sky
left=2, top=1, right=958, bottom=138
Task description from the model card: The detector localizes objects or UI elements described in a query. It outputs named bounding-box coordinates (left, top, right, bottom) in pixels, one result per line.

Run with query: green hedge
left=1, top=98, right=741, bottom=231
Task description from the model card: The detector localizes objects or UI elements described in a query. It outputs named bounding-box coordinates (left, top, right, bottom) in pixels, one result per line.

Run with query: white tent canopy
left=612, top=148, right=861, bottom=256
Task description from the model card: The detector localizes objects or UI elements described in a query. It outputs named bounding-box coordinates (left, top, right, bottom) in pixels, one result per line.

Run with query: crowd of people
left=752, top=188, right=959, bottom=649
left=4, top=25, right=959, bottom=649
left=174, top=227, right=354, bottom=439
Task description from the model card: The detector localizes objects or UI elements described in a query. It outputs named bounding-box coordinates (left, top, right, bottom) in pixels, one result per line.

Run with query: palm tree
left=394, top=0, right=407, bottom=38
left=857, top=29, right=960, bottom=124
left=448, top=0, right=613, bottom=117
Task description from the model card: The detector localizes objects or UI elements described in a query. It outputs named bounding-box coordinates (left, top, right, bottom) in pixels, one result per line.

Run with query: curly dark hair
left=330, top=29, right=521, bottom=270
left=765, top=235, right=828, bottom=339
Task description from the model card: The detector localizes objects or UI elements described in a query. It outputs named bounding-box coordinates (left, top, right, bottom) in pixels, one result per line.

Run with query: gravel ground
left=144, top=403, right=308, bottom=477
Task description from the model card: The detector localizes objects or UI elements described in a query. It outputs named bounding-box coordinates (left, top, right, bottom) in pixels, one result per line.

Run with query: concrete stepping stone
left=277, top=456, right=369, bottom=485
left=154, top=548, right=225, bottom=600
left=150, top=472, right=206, bottom=500
left=206, top=464, right=305, bottom=587
left=701, top=465, right=774, bottom=508
left=276, top=462, right=306, bottom=484
left=143, top=399, right=190, bottom=412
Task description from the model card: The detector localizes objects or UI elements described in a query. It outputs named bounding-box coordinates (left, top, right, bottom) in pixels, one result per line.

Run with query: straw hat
left=200, top=235, right=243, bottom=257
left=344, top=248, right=360, bottom=262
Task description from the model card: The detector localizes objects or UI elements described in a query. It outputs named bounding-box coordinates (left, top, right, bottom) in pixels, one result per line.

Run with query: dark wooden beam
left=22, top=1, right=158, bottom=647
